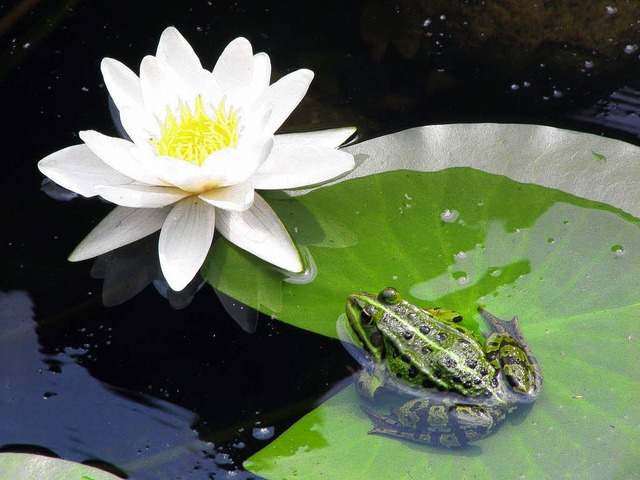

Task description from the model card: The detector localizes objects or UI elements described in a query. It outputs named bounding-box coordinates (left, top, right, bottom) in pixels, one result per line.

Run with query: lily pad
left=0, top=453, right=122, bottom=480
left=204, top=124, right=640, bottom=338
left=245, top=349, right=639, bottom=480
left=203, top=124, right=640, bottom=478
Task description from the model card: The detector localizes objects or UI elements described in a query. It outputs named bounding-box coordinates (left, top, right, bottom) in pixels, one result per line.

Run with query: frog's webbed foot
left=361, top=398, right=503, bottom=448
left=478, top=307, right=525, bottom=341
left=353, top=365, right=387, bottom=400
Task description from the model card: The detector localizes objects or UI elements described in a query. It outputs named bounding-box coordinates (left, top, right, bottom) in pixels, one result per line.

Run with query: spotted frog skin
left=337, top=288, right=542, bottom=447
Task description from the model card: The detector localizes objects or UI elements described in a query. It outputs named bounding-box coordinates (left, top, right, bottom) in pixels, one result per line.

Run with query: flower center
left=152, top=96, right=240, bottom=166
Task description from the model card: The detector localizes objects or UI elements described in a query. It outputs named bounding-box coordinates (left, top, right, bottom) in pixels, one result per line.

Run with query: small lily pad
left=0, top=453, right=122, bottom=480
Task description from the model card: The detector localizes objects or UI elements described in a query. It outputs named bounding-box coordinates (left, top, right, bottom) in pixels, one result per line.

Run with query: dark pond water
left=2, top=1, right=640, bottom=478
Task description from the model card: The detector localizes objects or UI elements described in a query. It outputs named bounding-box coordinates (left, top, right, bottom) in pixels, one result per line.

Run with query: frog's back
left=379, top=300, right=497, bottom=397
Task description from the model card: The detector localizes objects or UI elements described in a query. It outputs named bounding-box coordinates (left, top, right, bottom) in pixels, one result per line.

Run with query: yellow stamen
left=152, top=96, right=240, bottom=166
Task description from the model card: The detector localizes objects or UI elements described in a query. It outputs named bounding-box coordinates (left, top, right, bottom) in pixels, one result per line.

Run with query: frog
left=336, top=287, right=542, bottom=447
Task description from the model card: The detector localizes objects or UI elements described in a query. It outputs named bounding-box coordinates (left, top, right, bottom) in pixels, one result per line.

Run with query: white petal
left=200, top=136, right=274, bottom=186
left=115, top=104, right=160, bottom=145
left=159, top=198, right=215, bottom=291
left=101, top=58, right=156, bottom=144
left=274, top=126, right=357, bottom=148
left=252, top=145, right=355, bottom=189
left=212, top=37, right=253, bottom=94
left=69, top=206, right=171, bottom=261
left=140, top=55, right=189, bottom=121
left=199, top=181, right=254, bottom=211
left=79, top=130, right=165, bottom=185
left=38, top=144, right=132, bottom=197
left=96, top=184, right=190, bottom=208
left=216, top=193, right=302, bottom=272
left=238, top=100, right=273, bottom=143
left=191, top=71, right=224, bottom=109
left=101, top=58, right=144, bottom=115
left=148, top=155, right=217, bottom=193
left=149, top=137, right=273, bottom=192
left=156, top=27, right=203, bottom=78
left=253, top=68, right=314, bottom=134
left=155, top=26, right=222, bottom=103
left=249, top=52, right=271, bottom=99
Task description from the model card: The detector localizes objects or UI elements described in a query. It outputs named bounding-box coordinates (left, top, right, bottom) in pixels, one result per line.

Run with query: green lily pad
left=203, top=124, right=640, bottom=479
left=244, top=284, right=639, bottom=479
left=245, top=343, right=639, bottom=480
left=0, top=453, right=122, bottom=480
left=205, top=124, right=640, bottom=338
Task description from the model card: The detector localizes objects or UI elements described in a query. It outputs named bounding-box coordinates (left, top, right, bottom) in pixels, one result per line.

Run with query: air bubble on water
left=456, top=276, right=470, bottom=286
left=422, top=18, right=432, bottom=27
left=624, top=44, right=638, bottom=54
left=584, top=60, right=594, bottom=69
left=510, top=84, right=519, bottom=91
left=454, top=251, right=467, bottom=261
left=213, top=452, right=233, bottom=466
left=611, top=244, right=625, bottom=255
left=440, top=209, right=459, bottom=222
left=605, top=6, right=617, bottom=14
left=392, top=275, right=398, bottom=280
left=253, top=426, right=275, bottom=440
left=404, top=193, right=413, bottom=201
left=489, top=268, right=501, bottom=277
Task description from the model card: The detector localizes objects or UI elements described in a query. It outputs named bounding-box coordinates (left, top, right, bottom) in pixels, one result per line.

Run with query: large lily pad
left=244, top=275, right=640, bottom=478
left=203, top=124, right=640, bottom=479
left=205, top=124, right=640, bottom=338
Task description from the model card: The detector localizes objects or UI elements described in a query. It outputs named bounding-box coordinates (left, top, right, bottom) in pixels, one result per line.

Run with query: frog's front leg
left=361, top=398, right=506, bottom=448
left=354, top=364, right=386, bottom=400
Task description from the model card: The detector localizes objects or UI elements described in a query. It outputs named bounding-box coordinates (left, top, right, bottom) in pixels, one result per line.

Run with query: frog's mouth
left=344, top=293, right=385, bottom=361
left=345, top=294, right=367, bottom=331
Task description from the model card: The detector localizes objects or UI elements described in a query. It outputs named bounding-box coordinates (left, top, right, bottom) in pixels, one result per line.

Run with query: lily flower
left=38, top=27, right=355, bottom=292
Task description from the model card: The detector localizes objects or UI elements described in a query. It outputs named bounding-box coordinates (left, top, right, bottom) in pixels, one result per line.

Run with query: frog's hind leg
left=361, top=398, right=499, bottom=448
left=478, top=308, right=543, bottom=400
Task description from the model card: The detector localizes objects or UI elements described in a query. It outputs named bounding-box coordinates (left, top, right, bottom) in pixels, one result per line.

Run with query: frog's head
left=345, top=288, right=401, bottom=361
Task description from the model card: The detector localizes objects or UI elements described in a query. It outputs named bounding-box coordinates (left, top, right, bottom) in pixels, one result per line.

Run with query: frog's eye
left=378, top=287, right=400, bottom=304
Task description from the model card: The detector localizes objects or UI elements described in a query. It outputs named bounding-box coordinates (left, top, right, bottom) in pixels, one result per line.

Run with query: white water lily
left=38, top=27, right=355, bottom=291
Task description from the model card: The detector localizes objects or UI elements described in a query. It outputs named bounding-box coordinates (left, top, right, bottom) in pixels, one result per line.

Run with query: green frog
left=337, top=287, right=542, bottom=447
